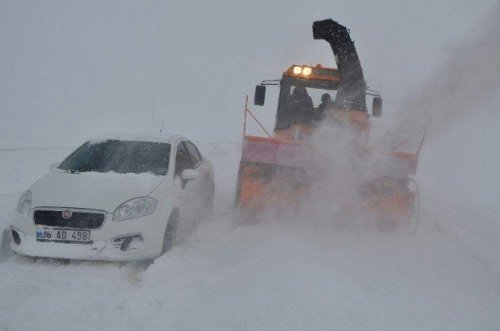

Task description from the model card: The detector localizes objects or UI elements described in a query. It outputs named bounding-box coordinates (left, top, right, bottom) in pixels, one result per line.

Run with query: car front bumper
left=10, top=211, right=165, bottom=261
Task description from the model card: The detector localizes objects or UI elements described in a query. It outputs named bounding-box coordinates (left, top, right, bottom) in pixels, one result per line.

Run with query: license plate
left=36, top=227, right=91, bottom=244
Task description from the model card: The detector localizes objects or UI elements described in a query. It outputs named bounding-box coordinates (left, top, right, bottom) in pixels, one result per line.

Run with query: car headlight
left=16, top=190, right=32, bottom=215
left=113, top=197, right=158, bottom=222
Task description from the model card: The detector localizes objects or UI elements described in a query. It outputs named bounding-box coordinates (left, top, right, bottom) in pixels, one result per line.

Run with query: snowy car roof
left=88, top=132, right=185, bottom=144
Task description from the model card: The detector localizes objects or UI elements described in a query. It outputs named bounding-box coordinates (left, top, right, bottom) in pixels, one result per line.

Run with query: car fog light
left=113, top=234, right=143, bottom=251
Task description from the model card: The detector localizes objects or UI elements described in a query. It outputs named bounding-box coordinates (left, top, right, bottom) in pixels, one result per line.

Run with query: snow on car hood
left=30, top=170, right=165, bottom=212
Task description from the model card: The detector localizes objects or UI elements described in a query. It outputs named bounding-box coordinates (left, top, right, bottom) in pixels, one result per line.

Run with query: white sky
left=0, top=0, right=497, bottom=147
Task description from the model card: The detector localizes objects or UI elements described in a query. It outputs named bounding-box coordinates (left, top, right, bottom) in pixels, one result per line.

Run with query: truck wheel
left=161, top=210, right=179, bottom=255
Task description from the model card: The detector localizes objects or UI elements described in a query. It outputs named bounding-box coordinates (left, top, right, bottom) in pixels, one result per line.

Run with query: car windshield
left=58, top=140, right=171, bottom=175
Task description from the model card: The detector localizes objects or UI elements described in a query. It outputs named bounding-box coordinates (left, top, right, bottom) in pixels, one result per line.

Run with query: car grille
left=34, top=209, right=106, bottom=229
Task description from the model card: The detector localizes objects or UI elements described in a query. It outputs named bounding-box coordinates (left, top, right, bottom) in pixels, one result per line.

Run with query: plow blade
left=235, top=136, right=310, bottom=211
left=235, top=135, right=421, bottom=227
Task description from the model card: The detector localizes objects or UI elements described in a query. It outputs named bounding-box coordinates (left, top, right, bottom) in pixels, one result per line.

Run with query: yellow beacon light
left=293, top=66, right=302, bottom=75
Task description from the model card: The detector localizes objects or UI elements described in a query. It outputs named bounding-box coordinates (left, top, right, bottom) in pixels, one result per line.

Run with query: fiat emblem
left=62, top=209, right=72, bottom=220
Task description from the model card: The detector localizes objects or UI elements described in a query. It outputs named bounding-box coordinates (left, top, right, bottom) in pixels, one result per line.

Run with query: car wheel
left=0, top=228, right=13, bottom=262
left=161, top=210, right=179, bottom=255
left=206, top=191, right=214, bottom=216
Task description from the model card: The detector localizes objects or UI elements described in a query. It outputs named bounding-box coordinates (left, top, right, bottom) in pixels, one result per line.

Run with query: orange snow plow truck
left=235, top=19, right=425, bottom=228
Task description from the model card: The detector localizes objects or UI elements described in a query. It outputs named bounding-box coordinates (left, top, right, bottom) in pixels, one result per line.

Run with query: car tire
left=161, top=210, right=179, bottom=255
left=206, top=191, right=214, bottom=216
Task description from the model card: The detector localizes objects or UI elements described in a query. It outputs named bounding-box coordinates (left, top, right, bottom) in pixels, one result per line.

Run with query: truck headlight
left=113, top=197, right=158, bottom=222
left=16, top=190, right=32, bottom=215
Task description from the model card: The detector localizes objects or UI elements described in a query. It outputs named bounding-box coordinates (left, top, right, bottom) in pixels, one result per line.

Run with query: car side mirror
left=181, top=169, right=199, bottom=181
left=49, top=162, right=60, bottom=170
left=254, top=85, right=266, bottom=106
left=372, top=96, right=382, bottom=117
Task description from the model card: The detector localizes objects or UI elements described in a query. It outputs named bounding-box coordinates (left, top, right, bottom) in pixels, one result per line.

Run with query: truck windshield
left=58, top=140, right=171, bottom=176
left=276, top=82, right=337, bottom=129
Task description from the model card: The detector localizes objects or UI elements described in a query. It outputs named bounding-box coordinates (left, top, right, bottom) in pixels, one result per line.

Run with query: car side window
left=175, top=142, right=192, bottom=177
left=183, top=141, right=202, bottom=168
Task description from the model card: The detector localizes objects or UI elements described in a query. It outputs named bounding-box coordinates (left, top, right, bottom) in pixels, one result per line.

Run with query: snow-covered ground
left=0, top=138, right=499, bottom=331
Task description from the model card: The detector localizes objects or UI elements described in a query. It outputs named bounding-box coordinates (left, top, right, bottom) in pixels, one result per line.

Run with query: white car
left=9, top=133, right=215, bottom=261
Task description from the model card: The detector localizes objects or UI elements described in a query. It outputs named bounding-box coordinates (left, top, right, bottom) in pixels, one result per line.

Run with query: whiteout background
left=1, top=1, right=499, bottom=330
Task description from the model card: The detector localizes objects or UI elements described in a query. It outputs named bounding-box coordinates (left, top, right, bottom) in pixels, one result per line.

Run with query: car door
left=173, top=141, right=198, bottom=226
left=183, top=141, right=211, bottom=213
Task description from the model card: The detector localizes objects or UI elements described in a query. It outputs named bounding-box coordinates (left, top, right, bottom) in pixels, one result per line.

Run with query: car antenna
left=160, top=118, right=165, bottom=133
